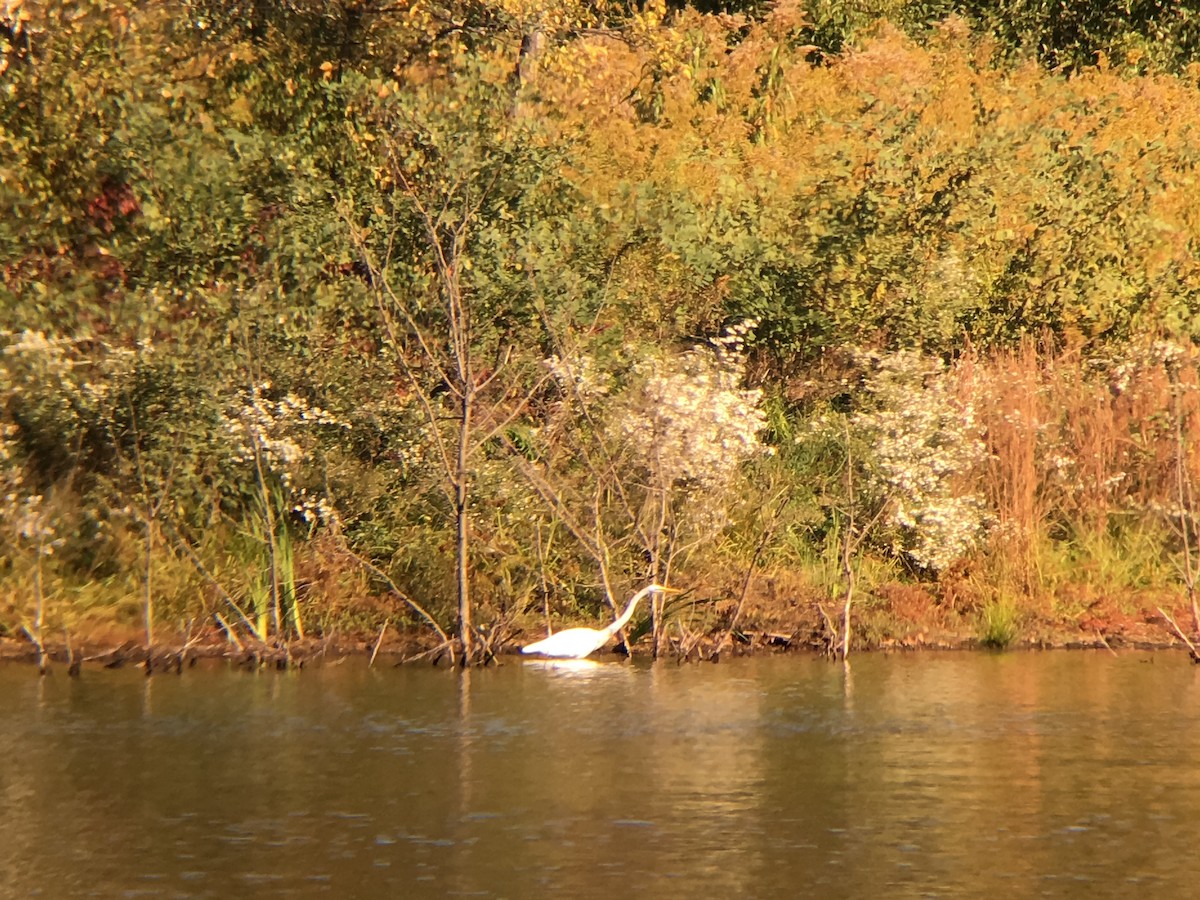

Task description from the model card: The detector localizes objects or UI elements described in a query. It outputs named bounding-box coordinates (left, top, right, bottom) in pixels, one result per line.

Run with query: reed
left=979, top=595, right=1020, bottom=649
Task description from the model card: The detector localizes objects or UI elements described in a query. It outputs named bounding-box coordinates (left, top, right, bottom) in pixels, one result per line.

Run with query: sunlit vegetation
left=5, top=0, right=1200, bottom=661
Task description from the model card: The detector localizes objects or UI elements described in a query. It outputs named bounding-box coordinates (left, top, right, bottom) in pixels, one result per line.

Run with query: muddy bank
left=0, top=614, right=1190, bottom=674
left=0, top=630, right=428, bottom=672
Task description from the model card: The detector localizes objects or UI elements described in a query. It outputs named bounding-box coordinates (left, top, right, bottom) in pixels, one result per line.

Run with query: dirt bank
left=0, top=599, right=1191, bottom=674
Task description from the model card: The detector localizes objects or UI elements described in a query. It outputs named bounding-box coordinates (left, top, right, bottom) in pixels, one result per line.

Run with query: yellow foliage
left=504, top=8, right=1200, bottom=345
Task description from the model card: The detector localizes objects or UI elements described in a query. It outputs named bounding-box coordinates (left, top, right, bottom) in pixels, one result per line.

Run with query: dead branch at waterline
left=369, top=620, right=388, bottom=667
left=20, top=623, right=47, bottom=675
left=1156, top=606, right=1200, bottom=662
left=710, top=494, right=786, bottom=661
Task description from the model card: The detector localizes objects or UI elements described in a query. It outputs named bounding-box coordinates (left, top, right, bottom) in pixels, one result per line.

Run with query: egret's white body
left=521, top=584, right=668, bottom=659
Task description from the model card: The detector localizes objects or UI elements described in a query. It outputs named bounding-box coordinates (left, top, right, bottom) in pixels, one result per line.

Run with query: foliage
left=537, top=320, right=768, bottom=571
left=979, top=594, right=1020, bottom=649
left=848, top=349, right=989, bottom=572
left=6, top=0, right=1200, bottom=650
left=679, top=0, right=1200, bottom=74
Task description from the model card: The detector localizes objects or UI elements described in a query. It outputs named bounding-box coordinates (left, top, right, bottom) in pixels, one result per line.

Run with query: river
left=2, top=651, right=1199, bottom=897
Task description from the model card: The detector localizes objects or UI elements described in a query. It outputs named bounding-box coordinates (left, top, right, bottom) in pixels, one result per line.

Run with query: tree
left=347, top=49, right=574, bottom=663
left=519, top=323, right=768, bottom=656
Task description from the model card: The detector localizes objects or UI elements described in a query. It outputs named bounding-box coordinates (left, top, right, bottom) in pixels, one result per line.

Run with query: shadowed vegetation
left=5, top=0, right=1200, bottom=660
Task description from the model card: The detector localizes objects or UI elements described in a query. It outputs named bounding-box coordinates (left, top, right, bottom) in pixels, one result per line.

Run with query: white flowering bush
left=0, top=332, right=90, bottom=559
left=0, top=421, right=19, bottom=503
left=535, top=319, right=769, bottom=589
left=0, top=334, right=72, bottom=639
left=215, top=380, right=349, bottom=639
left=618, top=321, right=767, bottom=496
left=1, top=331, right=85, bottom=442
left=845, top=349, right=990, bottom=573
left=0, top=423, right=52, bottom=556
left=544, top=353, right=611, bottom=400
left=220, top=381, right=346, bottom=525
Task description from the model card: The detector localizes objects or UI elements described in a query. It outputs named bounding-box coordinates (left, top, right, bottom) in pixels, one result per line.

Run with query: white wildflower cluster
left=0, top=339, right=57, bottom=555
left=1107, top=338, right=1190, bottom=396
left=708, top=317, right=759, bottom=367
left=0, top=422, right=14, bottom=467
left=11, top=494, right=59, bottom=551
left=0, top=330, right=139, bottom=430
left=291, top=487, right=339, bottom=526
left=0, top=421, right=24, bottom=516
left=1151, top=339, right=1186, bottom=369
left=2, top=329, right=75, bottom=374
left=1146, top=499, right=1199, bottom=524
left=917, top=252, right=981, bottom=334
left=620, top=320, right=767, bottom=492
left=851, top=349, right=990, bottom=572
left=221, top=381, right=346, bottom=484
left=544, top=353, right=611, bottom=399
left=389, top=428, right=432, bottom=479
left=0, top=448, right=61, bottom=554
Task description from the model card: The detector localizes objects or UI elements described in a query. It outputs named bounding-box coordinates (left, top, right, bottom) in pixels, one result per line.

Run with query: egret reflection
left=522, top=658, right=607, bottom=676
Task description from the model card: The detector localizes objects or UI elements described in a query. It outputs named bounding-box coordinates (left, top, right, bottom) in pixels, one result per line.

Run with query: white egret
left=521, top=584, right=673, bottom=659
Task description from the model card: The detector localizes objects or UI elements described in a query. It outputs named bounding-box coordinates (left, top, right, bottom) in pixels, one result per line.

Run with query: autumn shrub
left=563, top=13, right=1200, bottom=362
left=792, top=347, right=989, bottom=582
left=969, top=338, right=1200, bottom=609
left=10, top=0, right=1200, bottom=647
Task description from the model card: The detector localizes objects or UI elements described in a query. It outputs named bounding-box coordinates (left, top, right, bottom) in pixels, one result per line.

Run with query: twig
left=677, top=621, right=707, bottom=663
left=1168, top=360, right=1200, bottom=641
left=213, top=612, right=245, bottom=652
left=175, top=618, right=201, bottom=670
left=181, top=618, right=202, bottom=651
left=163, top=522, right=264, bottom=641
left=1157, top=606, right=1199, bottom=660
left=711, top=494, right=785, bottom=660
left=1094, top=630, right=1118, bottom=656
left=815, top=602, right=839, bottom=658
left=369, top=620, right=388, bottom=667
left=469, top=620, right=507, bottom=666
left=63, top=627, right=82, bottom=677
left=402, top=639, right=454, bottom=665
left=535, top=525, right=554, bottom=637
left=337, top=545, right=450, bottom=645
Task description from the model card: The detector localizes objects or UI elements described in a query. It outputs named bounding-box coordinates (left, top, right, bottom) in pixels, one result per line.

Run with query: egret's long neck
left=606, top=588, right=650, bottom=636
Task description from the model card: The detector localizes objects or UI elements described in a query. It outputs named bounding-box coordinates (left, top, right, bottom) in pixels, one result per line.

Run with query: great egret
left=521, top=584, right=672, bottom=659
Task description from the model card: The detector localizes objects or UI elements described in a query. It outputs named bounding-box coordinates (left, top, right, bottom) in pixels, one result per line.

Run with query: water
left=2, top=651, right=1199, bottom=898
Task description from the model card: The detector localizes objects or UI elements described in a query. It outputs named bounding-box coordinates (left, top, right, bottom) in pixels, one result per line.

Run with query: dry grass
left=970, top=338, right=1199, bottom=610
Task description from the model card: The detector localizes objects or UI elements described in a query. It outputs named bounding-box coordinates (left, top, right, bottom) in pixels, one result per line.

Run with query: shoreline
left=1, top=625, right=1191, bottom=673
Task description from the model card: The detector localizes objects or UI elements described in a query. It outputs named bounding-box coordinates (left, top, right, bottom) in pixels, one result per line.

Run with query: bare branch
left=162, top=521, right=264, bottom=642
left=341, top=544, right=451, bottom=645
left=712, top=492, right=787, bottom=659
left=1158, top=606, right=1200, bottom=659
left=500, top=436, right=602, bottom=560
left=470, top=370, right=551, bottom=456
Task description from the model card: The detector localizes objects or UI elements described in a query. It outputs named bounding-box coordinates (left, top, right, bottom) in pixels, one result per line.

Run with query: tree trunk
left=456, top=392, right=474, bottom=664
left=840, top=544, right=855, bottom=661
left=34, top=539, right=46, bottom=675
left=144, top=517, right=154, bottom=650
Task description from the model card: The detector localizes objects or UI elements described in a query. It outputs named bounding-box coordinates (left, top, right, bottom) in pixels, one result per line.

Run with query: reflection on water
left=2, top=652, right=1200, bottom=897
left=519, top=658, right=609, bottom=676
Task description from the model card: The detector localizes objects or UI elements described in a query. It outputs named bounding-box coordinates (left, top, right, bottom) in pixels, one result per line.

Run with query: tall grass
left=979, top=595, right=1020, bottom=649
left=972, top=338, right=1197, bottom=610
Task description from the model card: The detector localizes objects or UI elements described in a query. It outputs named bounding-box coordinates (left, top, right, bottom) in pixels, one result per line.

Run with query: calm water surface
left=2, top=651, right=1200, bottom=898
